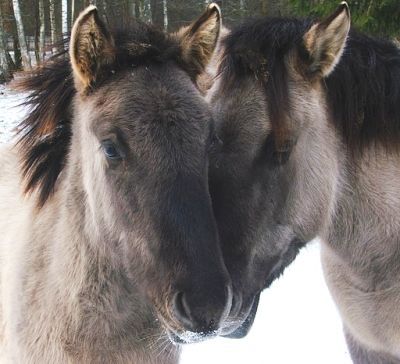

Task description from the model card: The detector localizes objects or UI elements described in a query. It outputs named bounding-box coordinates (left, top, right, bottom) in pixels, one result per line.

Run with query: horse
left=207, top=3, right=400, bottom=362
left=0, top=4, right=235, bottom=363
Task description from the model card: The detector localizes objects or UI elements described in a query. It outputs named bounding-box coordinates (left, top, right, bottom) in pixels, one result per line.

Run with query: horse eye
left=273, top=139, right=294, bottom=166
left=101, top=140, right=122, bottom=160
left=273, top=150, right=291, bottom=165
left=262, top=135, right=294, bottom=167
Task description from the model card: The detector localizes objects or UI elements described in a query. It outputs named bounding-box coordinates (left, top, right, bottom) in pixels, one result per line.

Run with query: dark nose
left=173, top=284, right=232, bottom=333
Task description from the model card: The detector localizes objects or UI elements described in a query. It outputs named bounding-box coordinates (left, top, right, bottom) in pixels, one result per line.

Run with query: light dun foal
left=0, top=4, right=233, bottom=363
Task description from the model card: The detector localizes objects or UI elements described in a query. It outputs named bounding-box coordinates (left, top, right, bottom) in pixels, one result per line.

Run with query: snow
left=181, top=243, right=352, bottom=364
left=0, top=85, right=28, bottom=143
left=0, top=86, right=352, bottom=363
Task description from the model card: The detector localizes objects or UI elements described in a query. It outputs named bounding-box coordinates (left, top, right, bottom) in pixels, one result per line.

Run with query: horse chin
left=166, top=328, right=218, bottom=345
left=221, top=292, right=261, bottom=339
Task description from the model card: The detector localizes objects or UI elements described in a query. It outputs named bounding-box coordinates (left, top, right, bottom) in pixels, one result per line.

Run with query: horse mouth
left=221, top=292, right=261, bottom=339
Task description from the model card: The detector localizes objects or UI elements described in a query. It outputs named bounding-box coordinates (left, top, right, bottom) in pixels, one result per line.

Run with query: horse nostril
left=224, top=283, right=233, bottom=316
left=229, top=291, right=242, bottom=317
left=172, top=284, right=232, bottom=334
left=173, top=292, right=193, bottom=328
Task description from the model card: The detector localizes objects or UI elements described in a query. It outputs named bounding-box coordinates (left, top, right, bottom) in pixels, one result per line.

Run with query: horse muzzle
left=221, top=292, right=261, bottom=338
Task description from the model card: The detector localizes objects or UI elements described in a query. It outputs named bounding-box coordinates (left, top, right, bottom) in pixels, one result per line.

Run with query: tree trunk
left=39, top=0, right=45, bottom=60
left=101, top=0, right=108, bottom=23
left=143, top=0, right=152, bottom=22
left=162, top=0, right=168, bottom=31
left=6, top=52, right=17, bottom=72
left=366, top=0, right=374, bottom=17
left=13, top=37, right=22, bottom=69
left=49, top=0, right=57, bottom=53
left=128, top=0, right=135, bottom=18
left=12, top=0, right=31, bottom=69
left=150, top=0, right=156, bottom=24
left=62, top=0, right=68, bottom=37
left=34, top=3, right=40, bottom=65
left=150, top=0, right=161, bottom=27
left=261, top=0, right=267, bottom=15
left=151, top=0, right=166, bottom=28
left=0, top=4, right=12, bottom=82
left=134, top=0, right=140, bottom=18
left=71, top=0, right=75, bottom=28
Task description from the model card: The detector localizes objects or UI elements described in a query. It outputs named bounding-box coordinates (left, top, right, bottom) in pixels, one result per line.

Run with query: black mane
left=219, top=17, right=400, bottom=152
left=327, top=31, right=400, bottom=151
left=15, top=22, right=194, bottom=207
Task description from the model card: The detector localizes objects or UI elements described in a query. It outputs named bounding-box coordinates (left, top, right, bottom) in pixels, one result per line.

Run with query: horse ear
left=175, top=3, right=221, bottom=76
left=70, top=6, right=115, bottom=93
left=303, top=2, right=350, bottom=77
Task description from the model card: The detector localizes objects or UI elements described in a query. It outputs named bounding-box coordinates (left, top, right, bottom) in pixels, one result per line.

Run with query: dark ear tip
left=82, top=5, right=98, bottom=17
left=207, top=3, right=221, bottom=19
left=319, top=1, right=350, bottom=29
left=71, top=5, right=99, bottom=32
left=83, top=4, right=98, bottom=14
left=338, top=2, right=350, bottom=17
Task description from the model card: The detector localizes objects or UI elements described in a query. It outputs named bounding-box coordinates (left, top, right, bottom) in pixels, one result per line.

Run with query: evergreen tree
left=289, top=0, right=400, bottom=38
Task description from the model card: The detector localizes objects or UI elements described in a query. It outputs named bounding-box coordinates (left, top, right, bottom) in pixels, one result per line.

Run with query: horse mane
left=14, top=50, right=74, bottom=207
left=327, top=30, right=400, bottom=151
left=14, top=22, right=194, bottom=207
left=218, top=17, right=400, bottom=153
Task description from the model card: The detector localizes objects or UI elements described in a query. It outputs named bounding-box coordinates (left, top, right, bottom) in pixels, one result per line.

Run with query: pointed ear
left=175, top=3, right=221, bottom=76
left=69, top=6, right=115, bottom=93
left=303, top=2, right=350, bottom=77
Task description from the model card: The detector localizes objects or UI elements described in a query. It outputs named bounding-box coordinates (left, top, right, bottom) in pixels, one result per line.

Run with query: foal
left=208, top=3, right=400, bottom=362
left=0, top=5, right=232, bottom=363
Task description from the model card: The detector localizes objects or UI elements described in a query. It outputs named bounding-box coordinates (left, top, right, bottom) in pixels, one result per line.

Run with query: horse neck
left=321, top=145, right=400, bottom=290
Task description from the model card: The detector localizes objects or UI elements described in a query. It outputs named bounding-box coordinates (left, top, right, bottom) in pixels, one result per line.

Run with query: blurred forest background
left=0, top=0, right=399, bottom=82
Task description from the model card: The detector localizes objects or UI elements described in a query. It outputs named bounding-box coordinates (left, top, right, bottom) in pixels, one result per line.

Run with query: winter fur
left=0, top=5, right=231, bottom=363
left=208, top=3, right=400, bottom=361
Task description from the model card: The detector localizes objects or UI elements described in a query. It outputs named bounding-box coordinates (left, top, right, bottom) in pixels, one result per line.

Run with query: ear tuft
left=70, top=6, right=115, bottom=93
left=303, top=2, right=350, bottom=77
left=175, top=3, right=221, bottom=77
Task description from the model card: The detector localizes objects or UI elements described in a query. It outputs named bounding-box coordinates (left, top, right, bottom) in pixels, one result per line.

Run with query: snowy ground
left=0, top=85, right=28, bottom=143
left=0, top=85, right=352, bottom=363
left=181, top=242, right=352, bottom=364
